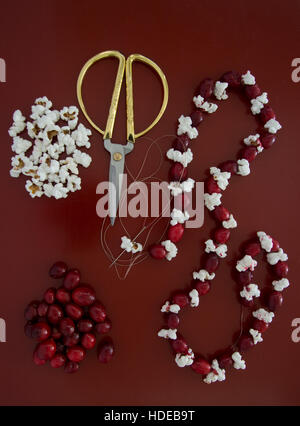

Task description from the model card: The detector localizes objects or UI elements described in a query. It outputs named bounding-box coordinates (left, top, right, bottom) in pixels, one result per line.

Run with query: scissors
left=77, top=50, right=169, bottom=226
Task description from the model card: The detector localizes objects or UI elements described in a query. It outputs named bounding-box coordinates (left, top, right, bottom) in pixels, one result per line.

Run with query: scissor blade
left=108, top=161, right=124, bottom=226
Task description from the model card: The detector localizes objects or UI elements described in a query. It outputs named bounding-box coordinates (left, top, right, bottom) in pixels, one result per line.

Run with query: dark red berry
left=214, top=206, right=230, bottom=222
left=63, top=269, right=81, bottom=291
left=31, top=322, right=51, bottom=342
left=195, top=78, right=214, bottom=99
left=64, top=361, right=80, bottom=374
left=64, top=332, right=80, bottom=347
left=97, top=339, right=114, bottom=363
left=261, top=134, right=276, bottom=149
left=194, top=281, right=210, bottom=295
left=167, top=313, right=180, bottom=329
left=172, top=338, right=188, bottom=354
left=89, top=302, right=106, bottom=323
left=219, top=160, right=238, bottom=174
left=44, top=287, right=56, bottom=304
left=205, top=176, right=221, bottom=194
left=245, top=242, right=261, bottom=257
left=205, top=253, right=219, bottom=273
left=268, top=291, right=283, bottom=311
left=149, top=244, right=166, bottom=260
left=65, top=303, right=84, bottom=321
left=172, top=293, right=189, bottom=308
left=95, top=320, right=112, bottom=335
left=238, top=270, right=253, bottom=286
left=78, top=319, right=94, bottom=333
left=67, top=345, right=86, bottom=362
left=50, top=353, right=66, bottom=368
left=221, top=71, right=241, bottom=88
left=274, top=261, right=288, bottom=278
left=252, top=319, right=269, bottom=333
left=36, top=338, right=56, bottom=360
left=56, top=287, right=71, bottom=304
left=59, top=317, right=75, bottom=337
left=33, top=349, right=47, bottom=366
left=51, top=327, right=62, bottom=340
left=172, top=135, right=190, bottom=152
left=190, top=110, right=203, bottom=127
left=191, top=357, right=211, bottom=374
left=245, top=84, right=261, bottom=99
left=47, top=304, right=63, bottom=325
left=218, top=353, right=233, bottom=369
left=238, top=335, right=254, bottom=352
left=168, top=224, right=184, bottom=243
left=37, top=302, right=49, bottom=317
left=49, top=261, right=68, bottom=279
left=24, top=321, right=34, bottom=338
left=214, top=228, right=230, bottom=244
left=72, top=285, right=96, bottom=307
left=260, top=105, right=275, bottom=124
left=241, top=146, right=257, bottom=162
left=81, top=333, right=96, bottom=350
left=169, top=162, right=188, bottom=182
left=24, top=301, right=39, bottom=321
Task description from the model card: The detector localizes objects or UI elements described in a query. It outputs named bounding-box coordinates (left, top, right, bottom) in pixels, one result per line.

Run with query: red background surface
left=0, top=0, right=299, bottom=406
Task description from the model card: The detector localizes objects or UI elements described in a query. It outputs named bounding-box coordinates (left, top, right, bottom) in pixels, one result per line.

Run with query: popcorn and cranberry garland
left=24, top=262, right=114, bottom=373
left=157, top=71, right=288, bottom=383
left=149, top=70, right=281, bottom=262
left=9, top=97, right=92, bottom=199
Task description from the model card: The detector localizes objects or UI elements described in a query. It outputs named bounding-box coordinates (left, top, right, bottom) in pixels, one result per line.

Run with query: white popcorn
left=250, top=92, right=268, bottom=115
left=8, top=110, right=26, bottom=137
left=203, top=359, right=225, bottom=384
left=120, top=236, right=142, bottom=254
left=243, top=134, right=263, bottom=152
left=177, top=115, right=198, bottom=139
left=67, top=175, right=81, bottom=192
left=249, top=328, right=263, bottom=345
left=73, top=149, right=92, bottom=168
left=170, top=208, right=190, bottom=226
left=205, top=239, right=227, bottom=258
left=72, top=123, right=92, bottom=148
left=30, top=97, right=52, bottom=119
left=210, top=167, right=231, bottom=190
left=264, top=118, right=282, bottom=134
left=175, top=349, right=194, bottom=367
left=60, top=106, right=79, bottom=128
left=204, top=193, right=222, bottom=211
left=168, top=178, right=195, bottom=197
left=257, top=231, right=273, bottom=252
left=166, top=148, right=193, bottom=167
left=241, top=70, right=256, bottom=85
left=222, top=214, right=237, bottom=229
left=240, top=284, right=260, bottom=301
left=189, top=289, right=199, bottom=307
left=272, top=278, right=290, bottom=292
left=193, top=269, right=215, bottom=282
left=161, top=240, right=178, bottom=261
left=193, top=95, right=218, bottom=113
left=11, top=136, right=32, bottom=154
left=214, top=81, right=228, bottom=100
left=252, top=308, right=274, bottom=324
left=158, top=329, right=177, bottom=340
left=232, top=352, right=246, bottom=370
left=267, top=248, right=288, bottom=265
left=236, top=255, right=257, bottom=272
left=25, top=179, right=43, bottom=198
left=161, top=301, right=181, bottom=314
left=62, top=157, right=79, bottom=175
left=237, top=159, right=250, bottom=176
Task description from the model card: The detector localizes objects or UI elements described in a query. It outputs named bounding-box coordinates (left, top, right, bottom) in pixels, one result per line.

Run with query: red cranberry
left=205, top=253, right=219, bottom=273
left=37, top=302, right=49, bottom=317
left=172, top=338, right=188, bottom=354
left=89, top=302, right=106, bottom=323
left=194, top=281, right=210, bottom=295
left=221, top=71, right=241, bottom=88
left=260, top=105, right=275, bottom=124
left=24, top=301, right=39, bottom=321
left=33, top=349, right=47, bottom=366
left=149, top=244, right=166, bottom=260
left=78, top=319, right=94, bottom=333
left=51, top=327, right=62, bottom=340
left=261, top=134, right=276, bottom=149
left=191, top=357, right=211, bottom=374
left=47, top=304, right=63, bottom=325
left=172, top=134, right=190, bottom=152
left=218, top=353, right=233, bottom=369
left=214, top=228, right=230, bottom=244
left=245, top=84, right=261, bottom=99
left=245, top=242, right=261, bottom=257
left=219, top=160, right=238, bottom=174
left=205, top=176, right=221, bottom=194
left=50, top=353, right=66, bottom=368
left=168, top=224, right=184, bottom=243
left=56, top=342, right=65, bottom=353
left=172, top=293, right=189, bottom=308
left=64, top=332, right=80, bottom=347
left=44, top=287, right=56, bottom=304
left=241, top=146, right=257, bottom=162
left=169, top=162, right=188, bottom=182
left=190, top=110, right=203, bottom=127
left=268, top=291, right=283, bottom=311
left=167, top=313, right=180, bottom=329
left=97, top=338, right=114, bottom=363
left=238, top=270, right=253, bottom=286
left=196, top=78, right=214, bottom=99
left=95, top=320, right=112, bottom=334
left=56, top=287, right=71, bottom=304
left=271, top=239, right=280, bottom=252
left=214, top=206, right=230, bottom=222
left=274, top=261, right=288, bottom=278
left=238, top=335, right=254, bottom=352
left=252, top=319, right=269, bottom=333
left=49, top=261, right=68, bottom=279
left=36, top=338, right=56, bottom=360
left=59, top=317, right=75, bottom=337
left=63, top=269, right=81, bottom=291
left=65, top=303, right=84, bottom=321
left=81, top=333, right=96, bottom=350
left=24, top=321, right=33, bottom=338
left=72, top=285, right=96, bottom=307
left=64, top=361, right=80, bottom=374
left=67, top=345, right=86, bottom=362
left=31, top=322, right=51, bottom=342
left=241, top=298, right=254, bottom=308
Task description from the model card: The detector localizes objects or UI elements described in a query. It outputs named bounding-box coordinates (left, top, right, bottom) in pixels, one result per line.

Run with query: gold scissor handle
left=76, top=50, right=169, bottom=143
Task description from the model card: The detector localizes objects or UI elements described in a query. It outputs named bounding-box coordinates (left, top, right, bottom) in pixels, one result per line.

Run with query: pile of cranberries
left=24, top=261, right=114, bottom=373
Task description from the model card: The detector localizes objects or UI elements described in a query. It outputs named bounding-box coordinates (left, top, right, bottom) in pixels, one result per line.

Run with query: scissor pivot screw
left=113, top=152, right=123, bottom=161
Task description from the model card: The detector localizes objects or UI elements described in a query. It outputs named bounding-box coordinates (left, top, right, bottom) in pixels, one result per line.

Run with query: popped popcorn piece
left=8, top=110, right=26, bottom=137
left=73, top=149, right=92, bottom=167
left=264, top=118, right=282, bottom=134
left=166, top=148, right=193, bottom=167
left=249, top=328, right=263, bottom=345
left=272, top=278, right=290, bottom=292
left=161, top=301, right=181, bottom=314
left=214, top=81, right=228, bottom=100
left=10, top=154, right=32, bottom=178
left=250, top=92, right=268, bottom=115
left=11, top=136, right=32, bottom=154
left=193, top=95, right=218, bottom=113
left=236, top=255, right=257, bottom=272
left=240, top=283, right=260, bottom=301
left=193, top=269, right=215, bottom=282
left=237, top=159, right=250, bottom=176
left=30, top=96, right=53, bottom=120
left=189, top=289, right=199, bottom=307
left=60, top=106, right=79, bottom=130
left=168, top=178, right=195, bottom=197
left=25, top=179, right=43, bottom=198
left=205, top=239, right=227, bottom=258
left=161, top=240, right=178, bottom=261
left=232, top=352, right=246, bottom=370
left=175, top=349, right=194, bottom=367
left=67, top=175, right=81, bottom=192
left=120, top=236, right=142, bottom=254
left=158, top=329, right=177, bottom=340
left=51, top=183, right=69, bottom=199
left=177, top=115, right=198, bottom=139
left=257, top=231, right=273, bottom=252
left=241, top=70, right=255, bottom=85
left=204, top=193, right=222, bottom=211
left=210, top=167, right=231, bottom=190
left=252, top=308, right=274, bottom=324
left=170, top=208, right=190, bottom=226
left=203, top=359, right=225, bottom=384
left=243, top=134, right=263, bottom=153
left=71, top=123, right=92, bottom=148
left=222, top=214, right=237, bottom=229
left=267, top=248, right=288, bottom=265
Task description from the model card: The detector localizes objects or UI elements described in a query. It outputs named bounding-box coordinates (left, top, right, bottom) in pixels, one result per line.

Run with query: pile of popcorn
left=8, top=96, right=92, bottom=199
